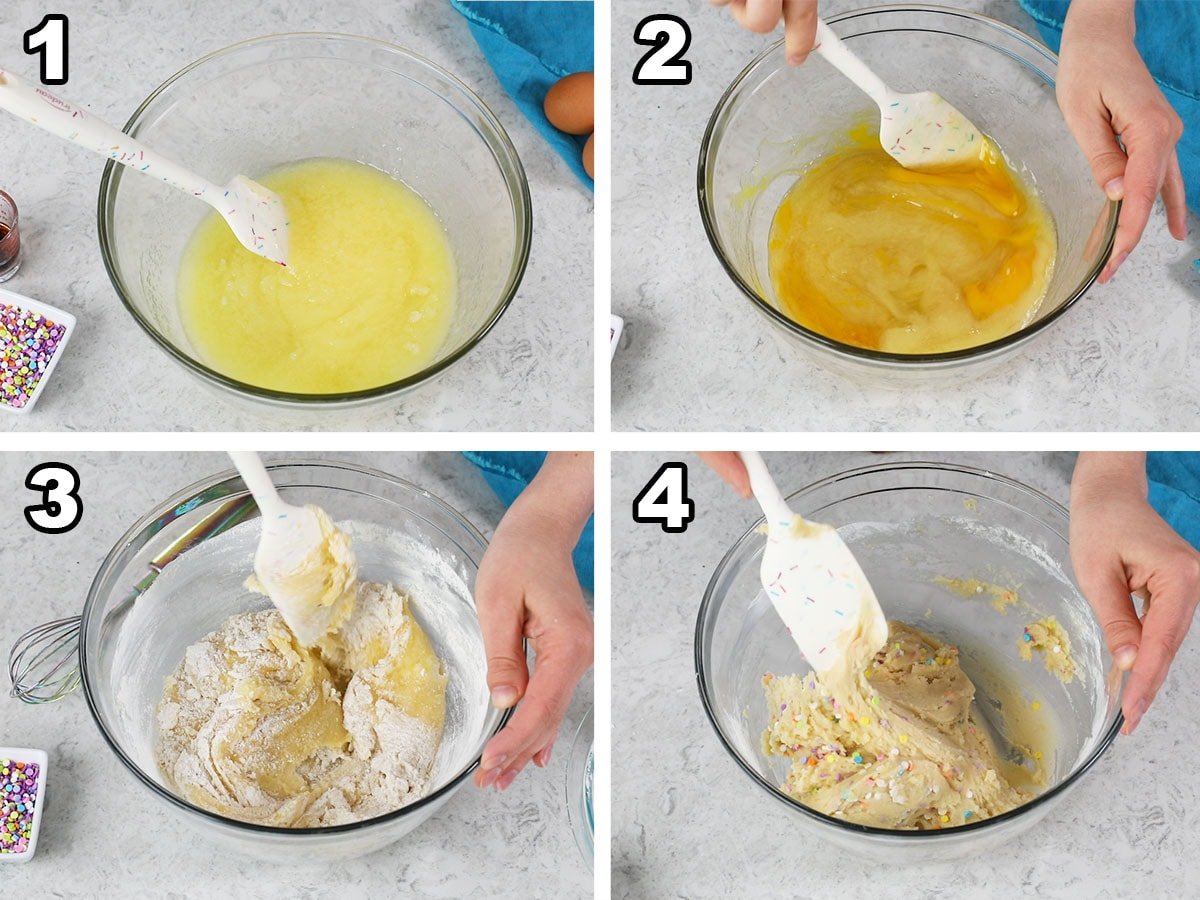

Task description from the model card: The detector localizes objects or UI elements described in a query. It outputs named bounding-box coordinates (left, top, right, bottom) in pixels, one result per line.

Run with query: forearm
left=1072, top=451, right=1148, bottom=505
left=503, top=452, right=594, bottom=548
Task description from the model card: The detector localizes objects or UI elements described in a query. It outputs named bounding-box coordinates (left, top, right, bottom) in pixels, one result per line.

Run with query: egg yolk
left=767, top=124, right=1056, bottom=354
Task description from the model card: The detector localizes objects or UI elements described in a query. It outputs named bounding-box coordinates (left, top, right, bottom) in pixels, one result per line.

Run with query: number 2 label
left=633, top=462, right=695, bottom=533
left=24, top=14, right=70, bottom=86
left=633, top=15, right=692, bottom=85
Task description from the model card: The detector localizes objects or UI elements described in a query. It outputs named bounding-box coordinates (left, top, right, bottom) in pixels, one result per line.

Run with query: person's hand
left=1057, top=1, right=1187, bottom=283
left=1070, top=453, right=1200, bottom=734
left=696, top=452, right=751, bottom=497
left=710, top=0, right=820, bottom=65
left=474, top=454, right=593, bottom=790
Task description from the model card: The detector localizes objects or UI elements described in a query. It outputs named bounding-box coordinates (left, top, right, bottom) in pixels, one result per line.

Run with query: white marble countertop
left=612, top=0, right=1200, bottom=431
left=0, top=0, right=593, bottom=432
left=1, top=452, right=592, bottom=898
left=613, top=451, right=1199, bottom=898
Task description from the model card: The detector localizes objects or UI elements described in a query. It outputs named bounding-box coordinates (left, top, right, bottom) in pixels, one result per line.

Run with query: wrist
left=1072, top=452, right=1148, bottom=508
left=1063, top=0, right=1136, bottom=41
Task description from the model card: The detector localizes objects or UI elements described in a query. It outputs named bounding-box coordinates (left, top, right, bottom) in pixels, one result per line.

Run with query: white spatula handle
left=738, top=451, right=794, bottom=525
left=814, top=19, right=892, bottom=108
left=0, top=67, right=221, bottom=198
left=228, top=451, right=286, bottom=518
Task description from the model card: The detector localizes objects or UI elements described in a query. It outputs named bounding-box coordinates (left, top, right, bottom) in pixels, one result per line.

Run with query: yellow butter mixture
left=768, top=125, right=1056, bottom=354
left=179, top=157, right=455, bottom=394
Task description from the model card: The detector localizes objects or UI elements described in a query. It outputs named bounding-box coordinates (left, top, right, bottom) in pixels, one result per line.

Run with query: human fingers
left=732, top=0, right=784, bottom=33
left=472, top=573, right=530, bottom=788
left=1074, top=555, right=1142, bottom=675
left=782, top=0, right=818, bottom=65
left=1161, top=151, right=1189, bottom=241
left=696, top=452, right=751, bottom=498
left=488, top=630, right=592, bottom=788
left=1121, top=563, right=1200, bottom=734
left=1099, top=111, right=1183, bottom=282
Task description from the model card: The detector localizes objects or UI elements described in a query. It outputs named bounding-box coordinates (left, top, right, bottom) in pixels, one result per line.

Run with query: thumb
left=1068, top=108, right=1129, bottom=203
left=476, top=580, right=529, bottom=710
left=1079, top=564, right=1142, bottom=672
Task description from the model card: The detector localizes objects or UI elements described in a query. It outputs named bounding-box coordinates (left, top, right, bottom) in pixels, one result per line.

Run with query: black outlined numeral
left=633, top=15, right=692, bottom=85
left=24, top=462, right=82, bottom=534
left=24, top=14, right=69, bottom=86
left=633, top=462, right=695, bottom=533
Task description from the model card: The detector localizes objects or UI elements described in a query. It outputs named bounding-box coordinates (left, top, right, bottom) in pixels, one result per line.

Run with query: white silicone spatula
left=0, top=67, right=289, bottom=266
left=814, top=19, right=986, bottom=170
left=739, top=451, right=888, bottom=673
left=228, top=451, right=353, bottom=646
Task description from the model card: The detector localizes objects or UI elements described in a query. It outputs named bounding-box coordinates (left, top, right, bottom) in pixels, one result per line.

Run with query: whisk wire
left=8, top=616, right=81, bottom=704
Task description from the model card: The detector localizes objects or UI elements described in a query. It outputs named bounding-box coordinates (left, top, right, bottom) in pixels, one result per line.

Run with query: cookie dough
left=763, top=620, right=1031, bottom=829
left=246, top=505, right=357, bottom=647
left=1020, top=616, right=1076, bottom=682
left=156, top=580, right=447, bottom=827
left=935, top=576, right=1021, bottom=614
left=767, top=123, right=1056, bottom=354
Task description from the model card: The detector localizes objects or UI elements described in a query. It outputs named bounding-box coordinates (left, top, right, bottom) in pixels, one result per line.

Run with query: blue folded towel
left=464, top=451, right=595, bottom=592
left=451, top=0, right=594, bottom=189
left=1147, top=453, right=1200, bottom=552
left=1019, top=0, right=1198, bottom=214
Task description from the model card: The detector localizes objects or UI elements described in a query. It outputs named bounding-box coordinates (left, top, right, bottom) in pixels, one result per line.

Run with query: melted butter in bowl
left=767, top=122, right=1056, bottom=354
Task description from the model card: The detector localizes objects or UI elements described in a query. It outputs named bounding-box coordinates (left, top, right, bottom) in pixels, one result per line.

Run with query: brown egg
left=583, top=133, right=594, bottom=179
left=544, top=71, right=594, bottom=136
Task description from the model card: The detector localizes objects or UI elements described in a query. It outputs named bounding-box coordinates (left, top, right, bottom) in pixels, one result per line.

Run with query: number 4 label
left=24, top=14, right=70, bottom=86
left=632, top=15, right=692, bottom=85
left=633, top=462, right=695, bottom=534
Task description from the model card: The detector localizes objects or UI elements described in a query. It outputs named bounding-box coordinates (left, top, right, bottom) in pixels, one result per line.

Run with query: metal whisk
left=9, top=617, right=81, bottom=703
left=7, top=491, right=260, bottom=706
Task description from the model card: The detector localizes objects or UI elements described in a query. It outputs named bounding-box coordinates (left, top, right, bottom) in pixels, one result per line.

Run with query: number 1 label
left=24, top=14, right=70, bottom=86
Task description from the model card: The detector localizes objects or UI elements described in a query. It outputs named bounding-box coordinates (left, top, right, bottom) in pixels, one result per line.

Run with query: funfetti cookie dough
left=763, top=620, right=1031, bottom=830
left=1020, top=616, right=1076, bottom=683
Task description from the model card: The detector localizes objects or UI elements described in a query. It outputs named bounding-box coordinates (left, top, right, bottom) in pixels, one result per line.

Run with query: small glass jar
left=0, top=191, right=20, bottom=282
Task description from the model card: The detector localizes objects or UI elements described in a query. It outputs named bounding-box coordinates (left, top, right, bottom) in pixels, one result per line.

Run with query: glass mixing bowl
left=696, top=462, right=1123, bottom=862
left=698, top=6, right=1118, bottom=379
left=80, top=461, right=508, bottom=862
left=566, top=707, right=594, bottom=871
left=98, top=34, right=531, bottom=408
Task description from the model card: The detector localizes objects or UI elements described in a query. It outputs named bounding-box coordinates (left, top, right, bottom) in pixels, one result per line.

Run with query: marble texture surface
left=0, top=0, right=593, bottom=432
left=612, top=0, right=1200, bottom=431
left=613, top=451, right=1199, bottom=899
left=1, top=452, right=592, bottom=899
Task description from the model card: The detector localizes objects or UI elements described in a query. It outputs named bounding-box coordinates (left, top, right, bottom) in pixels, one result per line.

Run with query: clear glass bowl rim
left=96, top=32, right=534, bottom=405
left=695, top=4, right=1120, bottom=366
left=694, top=459, right=1124, bottom=838
left=79, top=458, right=513, bottom=838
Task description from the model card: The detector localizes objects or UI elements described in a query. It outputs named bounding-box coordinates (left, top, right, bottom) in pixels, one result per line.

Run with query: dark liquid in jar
left=0, top=222, right=18, bottom=270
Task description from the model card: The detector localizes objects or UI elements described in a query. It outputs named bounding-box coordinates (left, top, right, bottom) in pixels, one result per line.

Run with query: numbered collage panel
left=0, top=2, right=594, bottom=432
left=614, top=450, right=1199, bottom=897
left=3, top=451, right=594, bottom=895
left=610, top=0, right=1200, bottom=432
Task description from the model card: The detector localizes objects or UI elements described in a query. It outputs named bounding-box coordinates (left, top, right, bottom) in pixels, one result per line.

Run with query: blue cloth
left=1019, top=0, right=1200, bottom=214
left=1147, top=453, right=1200, bottom=552
left=464, top=451, right=594, bottom=592
left=451, top=1, right=594, bottom=189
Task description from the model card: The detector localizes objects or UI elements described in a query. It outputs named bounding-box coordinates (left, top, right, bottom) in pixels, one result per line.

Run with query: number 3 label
left=633, top=462, right=695, bottom=533
left=633, top=15, right=692, bottom=85
left=24, top=462, right=83, bottom=534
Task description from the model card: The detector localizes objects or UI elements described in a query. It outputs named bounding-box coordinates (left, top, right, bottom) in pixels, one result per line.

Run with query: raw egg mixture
left=179, top=158, right=455, bottom=394
left=768, top=123, right=1056, bottom=354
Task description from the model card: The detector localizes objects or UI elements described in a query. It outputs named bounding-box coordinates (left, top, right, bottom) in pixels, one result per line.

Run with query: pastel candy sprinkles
left=0, top=295, right=73, bottom=412
left=0, top=758, right=40, bottom=854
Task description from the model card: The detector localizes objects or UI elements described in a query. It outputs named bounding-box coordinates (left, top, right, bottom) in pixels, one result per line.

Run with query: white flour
left=155, top=581, right=444, bottom=827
